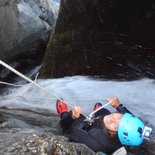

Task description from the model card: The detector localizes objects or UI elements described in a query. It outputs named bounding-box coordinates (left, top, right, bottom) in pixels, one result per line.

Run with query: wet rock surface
left=0, top=0, right=59, bottom=63
left=0, top=108, right=154, bottom=155
left=0, top=0, right=59, bottom=86
left=0, top=108, right=94, bottom=155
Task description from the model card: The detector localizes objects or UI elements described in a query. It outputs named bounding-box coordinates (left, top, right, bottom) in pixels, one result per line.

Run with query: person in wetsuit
left=56, top=97, right=145, bottom=154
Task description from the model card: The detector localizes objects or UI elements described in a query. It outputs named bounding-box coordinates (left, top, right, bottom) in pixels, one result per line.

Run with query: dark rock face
left=41, top=0, right=155, bottom=80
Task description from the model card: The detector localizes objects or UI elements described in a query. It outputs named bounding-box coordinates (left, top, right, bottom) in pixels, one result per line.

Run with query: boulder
left=41, top=0, right=155, bottom=80
left=0, top=0, right=59, bottom=64
left=0, top=0, right=59, bottom=86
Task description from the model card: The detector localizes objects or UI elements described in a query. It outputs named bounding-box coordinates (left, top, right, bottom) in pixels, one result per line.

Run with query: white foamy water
left=0, top=76, right=155, bottom=128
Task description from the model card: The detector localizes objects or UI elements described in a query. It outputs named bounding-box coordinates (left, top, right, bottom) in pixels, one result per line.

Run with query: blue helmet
left=118, top=113, right=144, bottom=146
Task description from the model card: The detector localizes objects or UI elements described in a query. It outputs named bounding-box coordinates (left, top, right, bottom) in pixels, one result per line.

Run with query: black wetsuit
left=60, top=104, right=131, bottom=154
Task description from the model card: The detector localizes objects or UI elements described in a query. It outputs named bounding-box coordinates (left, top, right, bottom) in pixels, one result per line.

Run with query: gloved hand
left=108, top=97, right=120, bottom=108
left=72, top=106, right=83, bottom=119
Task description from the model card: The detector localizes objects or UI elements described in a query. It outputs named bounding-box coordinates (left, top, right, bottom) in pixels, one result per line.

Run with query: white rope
left=31, top=69, right=106, bottom=102
left=0, top=60, right=112, bottom=119
left=0, top=60, right=90, bottom=118
left=0, top=94, right=106, bottom=102
left=34, top=73, right=39, bottom=82
left=0, top=81, right=22, bottom=87
left=0, top=67, right=106, bottom=102
left=0, top=79, right=107, bottom=102
left=63, top=98, right=104, bottom=101
left=0, top=72, right=40, bottom=87
left=0, top=60, right=70, bottom=105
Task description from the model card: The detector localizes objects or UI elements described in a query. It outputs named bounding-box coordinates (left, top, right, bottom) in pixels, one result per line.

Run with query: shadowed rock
left=0, top=0, right=59, bottom=62
left=0, top=0, right=59, bottom=88
left=41, top=0, right=155, bottom=80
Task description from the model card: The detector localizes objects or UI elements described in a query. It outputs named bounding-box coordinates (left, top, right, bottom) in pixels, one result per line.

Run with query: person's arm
left=60, top=111, right=75, bottom=129
left=60, top=106, right=83, bottom=129
left=108, top=97, right=132, bottom=114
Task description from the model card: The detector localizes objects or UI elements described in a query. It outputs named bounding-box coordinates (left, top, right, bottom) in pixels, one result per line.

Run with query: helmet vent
left=138, top=127, right=142, bottom=134
left=123, top=132, right=128, bottom=136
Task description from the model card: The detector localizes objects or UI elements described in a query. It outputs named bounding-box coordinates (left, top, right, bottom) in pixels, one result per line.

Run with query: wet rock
left=0, top=108, right=94, bottom=155
left=0, top=0, right=59, bottom=67
left=0, top=0, right=59, bottom=90
left=41, top=0, right=155, bottom=80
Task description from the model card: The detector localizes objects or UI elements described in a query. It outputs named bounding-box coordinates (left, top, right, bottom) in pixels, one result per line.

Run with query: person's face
left=103, top=113, right=122, bottom=132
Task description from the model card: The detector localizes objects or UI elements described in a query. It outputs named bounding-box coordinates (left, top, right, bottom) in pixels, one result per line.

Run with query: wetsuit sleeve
left=116, top=104, right=132, bottom=114
left=60, top=111, right=74, bottom=129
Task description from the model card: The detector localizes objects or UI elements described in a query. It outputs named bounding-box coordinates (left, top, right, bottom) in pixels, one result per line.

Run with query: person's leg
left=94, top=102, right=102, bottom=111
left=56, top=99, right=68, bottom=117
left=60, top=111, right=74, bottom=128
left=56, top=99, right=73, bottom=130
left=56, top=99, right=84, bottom=131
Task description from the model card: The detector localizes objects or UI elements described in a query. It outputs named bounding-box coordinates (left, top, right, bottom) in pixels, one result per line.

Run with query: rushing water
left=0, top=75, right=155, bottom=154
left=1, top=76, right=155, bottom=123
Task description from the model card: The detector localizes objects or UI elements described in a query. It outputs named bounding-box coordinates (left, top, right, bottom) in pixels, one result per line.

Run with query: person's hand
left=108, top=97, right=120, bottom=108
left=72, top=106, right=83, bottom=119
